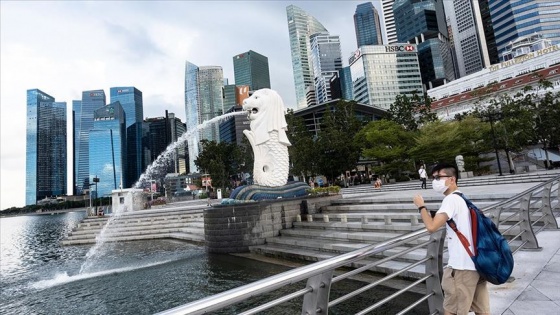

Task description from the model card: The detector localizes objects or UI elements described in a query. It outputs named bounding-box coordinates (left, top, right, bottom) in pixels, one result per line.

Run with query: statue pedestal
left=459, top=172, right=468, bottom=179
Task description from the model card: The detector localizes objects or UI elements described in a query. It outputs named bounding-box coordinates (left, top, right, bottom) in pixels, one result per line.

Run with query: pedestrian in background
left=418, top=165, right=427, bottom=189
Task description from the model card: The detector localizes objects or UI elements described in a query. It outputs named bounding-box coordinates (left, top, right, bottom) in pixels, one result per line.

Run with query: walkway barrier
left=156, top=175, right=560, bottom=315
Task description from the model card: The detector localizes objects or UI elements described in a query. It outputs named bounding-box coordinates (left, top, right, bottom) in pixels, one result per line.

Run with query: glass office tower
left=489, top=0, right=560, bottom=55
left=75, top=90, right=106, bottom=194
left=444, top=0, right=494, bottom=77
left=26, top=89, right=67, bottom=205
left=394, top=0, right=456, bottom=89
left=349, top=45, right=423, bottom=109
left=354, top=2, right=383, bottom=47
left=233, top=50, right=271, bottom=91
left=88, top=102, right=126, bottom=197
left=310, top=33, right=343, bottom=104
left=287, top=5, right=329, bottom=109
left=184, top=61, right=224, bottom=173
left=110, top=87, right=143, bottom=188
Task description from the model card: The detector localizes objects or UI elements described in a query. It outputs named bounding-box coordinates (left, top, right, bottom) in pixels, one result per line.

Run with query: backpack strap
left=446, top=192, right=475, bottom=257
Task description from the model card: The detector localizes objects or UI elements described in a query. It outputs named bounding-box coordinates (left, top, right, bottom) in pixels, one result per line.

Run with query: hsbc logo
left=385, top=45, right=415, bottom=52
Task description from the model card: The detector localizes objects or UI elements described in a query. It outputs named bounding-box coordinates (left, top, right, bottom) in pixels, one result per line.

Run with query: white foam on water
left=31, top=259, right=175, bottom=291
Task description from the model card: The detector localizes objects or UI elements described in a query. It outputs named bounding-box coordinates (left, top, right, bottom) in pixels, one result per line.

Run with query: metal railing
left=156, top=175, right=560, bottom=315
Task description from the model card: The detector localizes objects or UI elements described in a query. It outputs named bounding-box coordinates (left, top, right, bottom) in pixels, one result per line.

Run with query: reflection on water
left=0, top=213, right=428, bottom=315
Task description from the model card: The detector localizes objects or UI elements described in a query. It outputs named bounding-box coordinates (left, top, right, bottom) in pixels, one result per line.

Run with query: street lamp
left=93, top=176, right=100, bottom=215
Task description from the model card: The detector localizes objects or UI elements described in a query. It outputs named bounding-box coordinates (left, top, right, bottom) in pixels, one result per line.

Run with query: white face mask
left=432, top=179, right=449, bottom=194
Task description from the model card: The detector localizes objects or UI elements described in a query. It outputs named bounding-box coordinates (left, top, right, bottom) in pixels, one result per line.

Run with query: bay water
left=0, top=212, right=427, bottom=314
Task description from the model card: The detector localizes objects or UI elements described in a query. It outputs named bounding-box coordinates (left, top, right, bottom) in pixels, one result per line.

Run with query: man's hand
left=413, top=194, right=424, bottom=208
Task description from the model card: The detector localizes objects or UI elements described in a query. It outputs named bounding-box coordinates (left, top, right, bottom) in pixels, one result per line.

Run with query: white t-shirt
left=437, top=190, right=476, bottom=270
left=418, top=168, right=427, bottom=178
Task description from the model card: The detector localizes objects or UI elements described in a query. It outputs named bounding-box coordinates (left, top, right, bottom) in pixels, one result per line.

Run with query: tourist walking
left=418, top=165, right=427, bottom=189
left=412, top=163, right=490, bottom=315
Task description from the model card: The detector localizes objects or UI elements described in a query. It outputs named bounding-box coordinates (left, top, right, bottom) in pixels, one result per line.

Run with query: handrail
left=156, top=175, right=560, bottom=315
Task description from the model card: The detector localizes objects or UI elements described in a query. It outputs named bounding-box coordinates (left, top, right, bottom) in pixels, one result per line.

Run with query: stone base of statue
left=223, top=181, right=311, bottom=203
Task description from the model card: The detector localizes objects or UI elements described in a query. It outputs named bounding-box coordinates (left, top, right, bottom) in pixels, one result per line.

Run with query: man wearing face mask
left=412, top=163, right=489, bottom=315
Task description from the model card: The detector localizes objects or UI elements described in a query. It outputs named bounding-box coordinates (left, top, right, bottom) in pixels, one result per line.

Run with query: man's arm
left=413, top=194, right=448, bottom=233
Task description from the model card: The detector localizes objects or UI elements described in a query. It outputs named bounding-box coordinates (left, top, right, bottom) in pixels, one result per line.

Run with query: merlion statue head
left=242, top=88, right=291, bottom=146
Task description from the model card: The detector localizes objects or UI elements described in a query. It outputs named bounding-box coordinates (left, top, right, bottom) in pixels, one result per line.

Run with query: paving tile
left=532, top=279, right=560, bottom=301
left=535, top=270, right=560, bottom=283
left=516, top=285, right=551, bottom=301
left=508, top=300, right=560, bottom=315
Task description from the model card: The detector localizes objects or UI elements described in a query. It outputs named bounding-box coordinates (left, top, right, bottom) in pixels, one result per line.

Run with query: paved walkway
left=343, top=176, right=560, bottom=314
left=490, top=225, right=560, bottom=315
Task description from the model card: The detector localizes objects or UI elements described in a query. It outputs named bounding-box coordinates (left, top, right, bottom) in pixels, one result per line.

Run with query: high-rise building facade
left=393, top=0, right=456, bottom=90
left=286, top=5, right=329, bottom=109
left=26, top=89, right=67, bottom=205
left=444, top=0, right=494, bottom=78
left=489, top=0, right=560, bottom=56
left=381, top=0, right=397, bottom=44
left=310, top=33, right=343, bottom=104
left=184, top=61, right=224, bottom=173
left=75, top=90, right=106, bottom=194
left=354, top=2, right=383, bottom=47
left=233, top=50, right=271, bottom=91
left=88, top=101, right=126, bottom=197
left=349, top=44, right=423, bottom=109
left=110, top=87, right=143, bottom=188
left=144, top=112, right=187, bottom=176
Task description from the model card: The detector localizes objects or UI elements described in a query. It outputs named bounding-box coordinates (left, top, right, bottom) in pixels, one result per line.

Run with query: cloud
left=0, top=0, right=376, bottom=209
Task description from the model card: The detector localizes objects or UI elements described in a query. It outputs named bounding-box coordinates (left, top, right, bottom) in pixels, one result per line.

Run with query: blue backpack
left=446, top=193, right=514, bottom=285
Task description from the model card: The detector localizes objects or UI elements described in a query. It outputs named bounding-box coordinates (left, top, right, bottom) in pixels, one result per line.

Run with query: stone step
left=75, top=218, right=203, bottom=232
left=65, top=226, right=205, bottom=241
left=293, top=221, right=420, bottom=233
left=249, top=243, right=427, bottom=280
left=322, top=201, right=500, bottom=212
left=61, top=232, right=205, bottom=246
left=69, top=222, right=204, bottom=236
left=280, top=228, right=431, bottom=245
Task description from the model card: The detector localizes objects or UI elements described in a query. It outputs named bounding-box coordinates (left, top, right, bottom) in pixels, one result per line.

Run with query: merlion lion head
left=242, top=88, right=291, bottom=146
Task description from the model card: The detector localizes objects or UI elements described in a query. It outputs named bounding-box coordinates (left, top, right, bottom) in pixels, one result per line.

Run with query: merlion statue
left=455, top=155, right=465, bottom=172
left=242, top=89, right=291, bottom=187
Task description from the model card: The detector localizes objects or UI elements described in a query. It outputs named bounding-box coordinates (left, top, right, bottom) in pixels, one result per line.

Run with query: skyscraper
left=394, top=0, right=456, bottom=90
left=381, top=0, right=397, bottom=44
left=444, top=0, right=493, bottom=77
left=144, top=112, right=187, bottom=176
left=75, top=90, right=106, bottom=194
left=286, top=5, right=329, bottom=109
left=26, top=89, right=67, bottom=205
left=110, top=87, right=143, bottom=188
left=354, top=2, right=383, bottom=47
left=184, top=61, right=224, bottom=173
left=233, top=50, right=271, bottom=91
left=489, top=0, right=560, bottom=55
left=310, top=33, right=343, bottom=104
left=88, top=101, right=126, bottom=197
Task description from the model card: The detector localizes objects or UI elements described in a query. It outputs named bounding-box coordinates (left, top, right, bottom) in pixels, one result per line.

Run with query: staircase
left=249, top=172, right=560, bottom=279
left=61, top=207, right=205, bottom=245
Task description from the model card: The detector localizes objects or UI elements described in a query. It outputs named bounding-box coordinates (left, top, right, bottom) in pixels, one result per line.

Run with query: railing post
left=518, top=192, right=540, bottom=250
left=540, top=183, right=558, bottom=229
left=301, top=270, right=333, bottom=315
left=425, top=229, right=446, bottom=314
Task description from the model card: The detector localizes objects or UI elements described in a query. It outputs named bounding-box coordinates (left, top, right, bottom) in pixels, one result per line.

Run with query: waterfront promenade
left=340, top=172, right=560, bottom=315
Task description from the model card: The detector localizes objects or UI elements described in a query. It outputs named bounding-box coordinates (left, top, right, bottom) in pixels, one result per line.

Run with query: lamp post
left=93, top=176, right=100, bottom=215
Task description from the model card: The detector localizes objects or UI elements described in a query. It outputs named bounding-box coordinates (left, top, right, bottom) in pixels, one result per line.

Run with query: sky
left=0, top=0, right=384, bottom=210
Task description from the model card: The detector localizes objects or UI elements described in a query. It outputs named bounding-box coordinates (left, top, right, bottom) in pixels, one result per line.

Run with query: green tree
left=315, top=101, right=363, bottom=182
left=194, top=140, right=242, bottom=189
left=388, top=91, right=437, bottom=131
left=285, top=109, right=318, bottom=180
left=356, top=119, right=415, bottom=178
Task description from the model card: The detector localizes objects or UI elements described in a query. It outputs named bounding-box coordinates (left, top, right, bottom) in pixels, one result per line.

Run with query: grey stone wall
left=204, top=195, right=341, bottom=253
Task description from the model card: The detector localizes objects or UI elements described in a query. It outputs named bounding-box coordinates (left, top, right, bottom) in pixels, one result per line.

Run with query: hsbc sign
left=385, top=45, right=416, bottom=53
